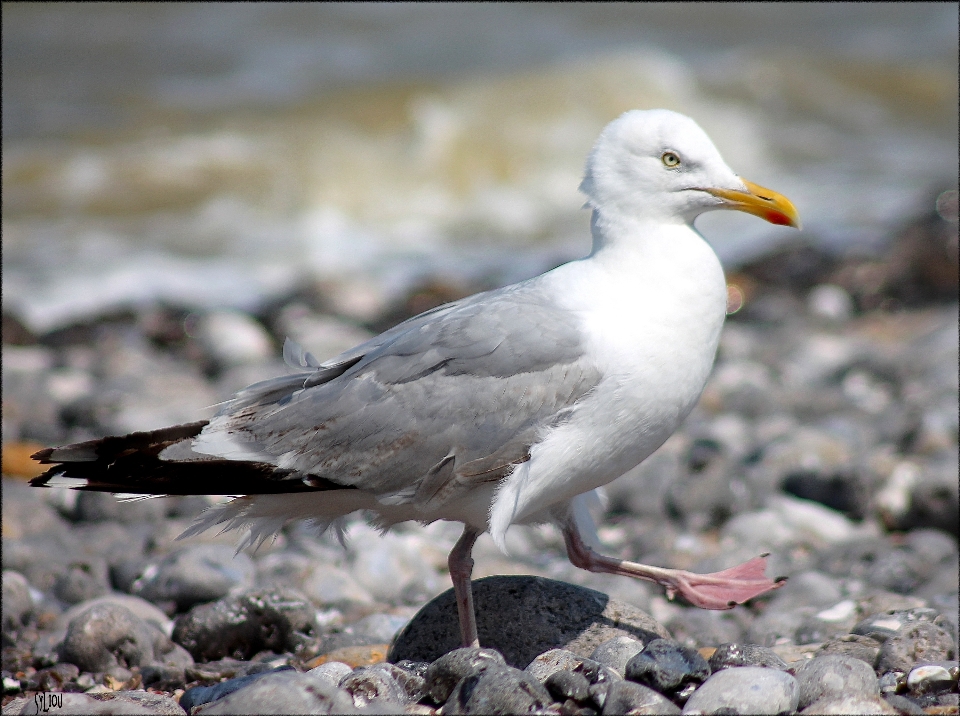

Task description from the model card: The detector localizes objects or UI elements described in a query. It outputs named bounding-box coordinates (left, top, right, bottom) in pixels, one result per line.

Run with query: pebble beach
left=3, top=192, right=958, bottom=714
left=3, top=5, right=957, bottom=714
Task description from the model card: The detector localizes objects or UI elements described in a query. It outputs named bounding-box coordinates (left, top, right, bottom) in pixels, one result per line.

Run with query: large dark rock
left=388, top=575, right=669, bottom=669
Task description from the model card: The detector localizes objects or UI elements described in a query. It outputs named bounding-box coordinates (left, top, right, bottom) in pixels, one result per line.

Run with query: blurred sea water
left=2, top=3, right=957, bottom=333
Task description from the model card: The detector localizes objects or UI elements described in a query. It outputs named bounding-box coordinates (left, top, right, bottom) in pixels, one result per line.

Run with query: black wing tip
left=30, top=446, right=55, bottom=463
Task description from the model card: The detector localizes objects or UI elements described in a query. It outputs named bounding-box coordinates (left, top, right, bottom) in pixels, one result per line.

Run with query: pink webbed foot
left=562, top=524, right=786, bottom=611
left=659, top=554, right=787, bottom=609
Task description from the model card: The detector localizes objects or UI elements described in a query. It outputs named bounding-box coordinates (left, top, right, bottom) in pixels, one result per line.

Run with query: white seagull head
left=580, top=109, right=800, bottom=229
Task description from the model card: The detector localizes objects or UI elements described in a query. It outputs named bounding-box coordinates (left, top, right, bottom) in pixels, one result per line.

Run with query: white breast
left=488, top=223, right=727, bottom=543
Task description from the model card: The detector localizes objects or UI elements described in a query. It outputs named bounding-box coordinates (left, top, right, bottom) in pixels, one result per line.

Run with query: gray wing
left=206, top=282, right=602, bottom=509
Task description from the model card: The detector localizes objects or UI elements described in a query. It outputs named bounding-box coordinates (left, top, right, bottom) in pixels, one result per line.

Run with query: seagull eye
left=661, top=152, right=681, bottom=168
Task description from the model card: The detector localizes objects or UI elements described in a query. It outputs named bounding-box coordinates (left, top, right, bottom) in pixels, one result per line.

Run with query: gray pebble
left=172, top=587, right=316, bottom=662
left=799, top=694, right=898, bottom=714
left=856, top=593, right=928, bottom=620
left=765, top=570, right=845, bottom=613
left=795, top=654, right=879, bottom=710
left=6, top=693, right=157, bottom=714
left=140, top=664, right=187, bottom=691
left=3, top=533, right=78, bottom=594
left=601, top=679, right=680, bottom=715
left=545, top=669, right=591, bottom=703
left=707, top=643, right=788, bottom=672
left=681, top=666, right=799, bottom=715
left=854, top=608, right=942, bottom=641
left=625, top=639, right=710, bottom=694
left=307, top=661, right=354, bottom=688
left=29, top=662, right=80, bottom=692
left=370, top=661, right=426, bottom=704
left=180, top=666, right=293, bottom=712
left=590, top=636, right=648, bottom=677
left=906, top=662, right=955, bottom=694
left=2, top=571, right=33, bottom=636
left=388, top=575, right=668, bottom=669
left=746, top=608, right=808, bottom=647
left=881, top=694, right=925, bottom=715
left=443, top=665, right=553, bottom=715
left=526, top=648, right=597, bottom=683
left=301, top=564, right=374, bottom=606
left=816, top=633, right=883, bottom=666
left=666, top=609, right=744, bottom=650
left=875, top=621, right=956, bottom=674
left=314, top=612, right=409, bottom=653
left=184, top=657, right=276, bottom=683
left=423, top=647, right=506, bottom=704
left=58, top=595, right=174, bottom=640
left=192, top=669, right=357, bottom=714
left=132, top=544, right=255, bottom=611
left=59, top=603, right=159, bottom=672
left=93, top=692, right=186, bottom=715
left=339, top=663, right=408, bottom=709
left=53, top=558, right=110, bottom=605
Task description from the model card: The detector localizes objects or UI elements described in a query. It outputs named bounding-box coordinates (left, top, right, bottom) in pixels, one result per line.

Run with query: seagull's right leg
left=449, top=525, right=482, bottom=647
left=561, top=520, right=786, bottom=609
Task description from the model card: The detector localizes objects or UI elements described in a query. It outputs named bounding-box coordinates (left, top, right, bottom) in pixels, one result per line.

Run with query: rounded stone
left=708, top=643, right=788, bottom=672
left=590, top=635, right=649, bottom=677
left=681, top=666, right=799, bottom=715
left=388, top=575, right=669, bottom=669
left=373, top=662, right=427, bottom=704
left=59, top=603, right=158, bottom=672
left=424, top=647, right=506, bottom=704
left=2, top=570, right=33, bottom=635
left=443, top=665, right=553, bottom=715
left=799, top=695, right=898, bottom=714
left=795, top=654, right=879, bottom=710
left=179, top=668, right=293, bottom=713
left=876, top=621, right=956, bottom=674
left=52, top=558, right=110, bottom=605
left=172, top=587, right=316, bottom=662
left=545, top=669, right=591, bottom=703
left=339, top=663, right=417, bottom=708
left=132, top=544, right=255, bottom=611
left=816, top=634, right=883, bottom=666
left=191, top=669, right=356, bottom=714
left=313, top=612, right=409, bottom=654
left=96, top=690, right=188, bottom=715
left=601, top=679, right=680, bottom=715
left=906, top=663, right=954, bottom=694
left=3, top=693, right=158, bottom=714
left=307, top=661, right=354, bottom=688
left=625, top=639, right=710, bottom=694
left=58, top=594, right=174, bottom=638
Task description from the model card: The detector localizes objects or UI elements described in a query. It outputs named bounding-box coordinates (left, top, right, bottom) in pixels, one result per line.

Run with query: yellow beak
left=704, top=179, right=801, bottom=229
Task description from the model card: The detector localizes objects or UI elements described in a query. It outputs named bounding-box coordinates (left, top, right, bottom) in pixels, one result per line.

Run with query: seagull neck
left=587, top=208, right=697, bottom=263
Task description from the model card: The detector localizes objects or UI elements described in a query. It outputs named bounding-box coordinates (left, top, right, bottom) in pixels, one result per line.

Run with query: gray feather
left=207, top=283, right=601, bottom=507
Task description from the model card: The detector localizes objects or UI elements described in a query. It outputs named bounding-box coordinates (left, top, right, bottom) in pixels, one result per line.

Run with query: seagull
left=32, top=109, right=799, bottom=648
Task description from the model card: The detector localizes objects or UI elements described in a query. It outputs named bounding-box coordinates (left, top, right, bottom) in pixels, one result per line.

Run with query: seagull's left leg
left=560, top=518, right=786, bottom=609
left=448, top=525, right=482, bottom=647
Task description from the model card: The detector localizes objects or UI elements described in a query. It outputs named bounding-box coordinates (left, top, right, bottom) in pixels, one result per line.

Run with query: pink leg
left=449, top=526, right=481, bottom=647
left=562, top=523, right=786, bottom=609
